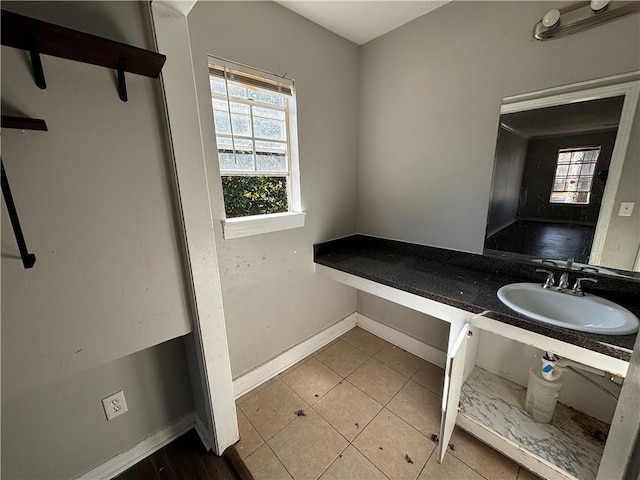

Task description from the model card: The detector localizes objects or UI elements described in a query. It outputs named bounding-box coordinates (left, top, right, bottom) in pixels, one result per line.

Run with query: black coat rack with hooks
left=1, top=9, right=166, bottom=101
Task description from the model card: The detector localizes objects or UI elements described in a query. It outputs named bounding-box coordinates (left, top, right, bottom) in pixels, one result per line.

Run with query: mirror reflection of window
left=483, top=76, right=640, bottom=275
left=550, top=146, right=601, bottom=205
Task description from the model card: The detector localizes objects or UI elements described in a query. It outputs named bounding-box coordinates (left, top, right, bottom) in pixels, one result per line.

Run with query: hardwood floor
left=114, top=429, right=253, bottom=480
left=485, top=220, right=595, bottom=263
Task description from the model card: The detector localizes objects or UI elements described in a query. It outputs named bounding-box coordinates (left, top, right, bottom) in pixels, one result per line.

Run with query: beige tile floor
left=235, top=327, right=543, bottom=480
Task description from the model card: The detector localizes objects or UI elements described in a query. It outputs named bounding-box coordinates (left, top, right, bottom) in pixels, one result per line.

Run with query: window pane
left=557, top=152, right=571, bottom=164
left=568, top=164, right=582, bottom=176
left=253, top=116, right=286, bottom=141
left=565, top=177, right=579, bottom=191
left=231, top=113, right=252, bottom=137
left=555, top=164, right=569, bottom=177
left=230, top=102, right=250, bottom=115
left=570, top=151, right=585, bottom=163
left=253, top=106, right=286, bottom=120
left=585, top=150, right=599, bottom=161
left=553, top=179, right=566, bottom=192
left=213, top=98, right=229, bottom=112
left=214, top=111, right=231, bottom=134
left=227, top=81, right=247, bottom=99
left=575, top=192, right=590, bottom=203
left=577, top=177, right=592, bottom=192
left=218, top=138, right=254, bottom=171
left=248, top=88, right=286, bottom=108
left=580, top=163, right=596, bottom=176
left=221, top=175, right=288, bottom=218
left=256, top=141, right=287, bottom=172
left=210, top=77, right=227, bottom=95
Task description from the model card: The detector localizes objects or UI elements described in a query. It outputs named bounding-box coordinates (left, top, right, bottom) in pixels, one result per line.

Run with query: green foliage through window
left=221, top=176, right=288, bottom=218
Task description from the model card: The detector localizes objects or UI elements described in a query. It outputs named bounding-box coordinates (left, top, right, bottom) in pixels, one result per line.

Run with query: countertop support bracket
left=1, top=160, right=36, bottom=269
left=25, top=32, right=46, bottom=90
left=1, top=115, right=49, bottom=269
left=117, top=57, right=128, bottom=102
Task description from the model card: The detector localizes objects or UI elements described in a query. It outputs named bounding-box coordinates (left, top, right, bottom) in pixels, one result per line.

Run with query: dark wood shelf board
left=1, top=115, right=48, bottom=131
left=1, top=9, right=166, bottom=78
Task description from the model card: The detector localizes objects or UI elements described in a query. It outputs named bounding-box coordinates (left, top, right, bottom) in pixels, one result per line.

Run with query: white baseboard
left=356, top=313, right=446, bottom=368
left=232, top=313, right=358, bottom=399
left=76, top=313, right=446, bottom=480
left=486, top=218, right=517, bottom=239
left=76, top=413, right=195, bottom=480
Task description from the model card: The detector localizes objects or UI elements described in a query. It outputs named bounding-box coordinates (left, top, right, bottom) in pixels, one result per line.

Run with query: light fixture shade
left=590, top=0, right=610, bottom=11
left=534, top=1, right=640, bottom=40
left=542, top=9, right=561, bottom=27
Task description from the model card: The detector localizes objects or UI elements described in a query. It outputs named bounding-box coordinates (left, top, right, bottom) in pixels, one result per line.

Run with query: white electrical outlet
left=102, top=390, right=128, bottom=421
left=618, top=202, right=634, bottom=217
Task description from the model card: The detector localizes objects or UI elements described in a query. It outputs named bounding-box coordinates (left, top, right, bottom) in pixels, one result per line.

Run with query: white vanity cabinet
left=314, top=263, right=636, bottom=479
left=438, top=313, right=630, bottom=480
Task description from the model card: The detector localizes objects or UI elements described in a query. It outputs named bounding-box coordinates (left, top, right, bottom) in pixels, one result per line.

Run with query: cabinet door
left=438, top=322, right=470, bottom=463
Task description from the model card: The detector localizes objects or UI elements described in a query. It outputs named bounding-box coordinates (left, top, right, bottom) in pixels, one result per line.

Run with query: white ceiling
left=274, top=1, right=451, bottom=45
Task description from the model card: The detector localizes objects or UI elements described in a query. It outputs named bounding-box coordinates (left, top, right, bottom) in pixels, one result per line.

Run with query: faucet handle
left=536, top=269, right=555, bottom=288
left=572, top=277, right=598, bottom=296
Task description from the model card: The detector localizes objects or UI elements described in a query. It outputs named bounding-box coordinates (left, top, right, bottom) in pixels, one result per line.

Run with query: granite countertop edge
left=313, top=235, right=638, bottom=363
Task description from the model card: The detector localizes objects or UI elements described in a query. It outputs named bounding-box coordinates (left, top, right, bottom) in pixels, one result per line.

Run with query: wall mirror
left=484, top=73, right=640, bottom=280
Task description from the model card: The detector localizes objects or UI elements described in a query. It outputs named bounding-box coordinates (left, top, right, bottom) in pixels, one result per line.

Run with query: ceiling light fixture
left=534, top=1, right=640, bottom=40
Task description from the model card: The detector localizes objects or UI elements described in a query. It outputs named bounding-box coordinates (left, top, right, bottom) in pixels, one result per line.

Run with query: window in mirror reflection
left=550, top=146, right=600, bottom=205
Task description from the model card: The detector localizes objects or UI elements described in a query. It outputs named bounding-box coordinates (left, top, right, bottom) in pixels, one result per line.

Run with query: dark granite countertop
left=314, top=235, right=640, bottom=362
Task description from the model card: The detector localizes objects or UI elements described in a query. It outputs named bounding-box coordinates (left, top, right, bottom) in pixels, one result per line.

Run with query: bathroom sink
left=497, top=283, right=639, bottom=335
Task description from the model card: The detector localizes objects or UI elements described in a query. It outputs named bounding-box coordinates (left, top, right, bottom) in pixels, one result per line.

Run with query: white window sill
left=222, top=211, right=305, bottom=239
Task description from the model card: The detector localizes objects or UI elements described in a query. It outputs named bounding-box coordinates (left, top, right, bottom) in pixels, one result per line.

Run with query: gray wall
left=357, top=1, right=640, bottom=341
left=188, top=1, right=359, bottom=377
left=486, top=128, right=528, bottom=236
left=357, top=292, right=449, bottom=352
left=1, top=337, right=194, bottom=480
left=1, top=0, right=192, bottom=400
left=358, top=1, right=640, bottom=253
left=520, top=131, right=617, bottom=224
left=1, top=2, right=195, bottom=477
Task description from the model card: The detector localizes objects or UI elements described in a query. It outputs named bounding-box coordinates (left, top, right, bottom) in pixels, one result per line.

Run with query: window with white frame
left=550, top=146, right=600, bottom=205
left=208, top=59, right=301, bottom=223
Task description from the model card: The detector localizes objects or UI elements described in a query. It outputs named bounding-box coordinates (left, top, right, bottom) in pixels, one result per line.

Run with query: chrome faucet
left=565, top=257, right=574, bottom=270
left=536, top=269, right=599, bottom=296
left=535, top=269, right=555, bottom=289
left=572, top=277, right=598, bottom=296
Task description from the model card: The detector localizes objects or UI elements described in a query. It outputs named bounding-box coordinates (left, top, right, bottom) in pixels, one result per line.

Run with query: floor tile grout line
left=239, top=346, right=438, bottom=443
left=313, top=347, right=372, bottom=379
left=416, top=441, right=438, bottom=480
left=310, top=388, right=383, bottom=445
left=267, top=406, right=351, bottom=480
left=280, top=357, right=344, bottom=406
left=372, top=346, right=424, bottom=379
left=239, top=378, right=311, bottom=443
left=235, top=409, right=264, bottom=460
left=262, top=440, right=297, bottom=480
left=312, top=437, right=352, bottom=480
left=348, top=441, right=392, bottom=480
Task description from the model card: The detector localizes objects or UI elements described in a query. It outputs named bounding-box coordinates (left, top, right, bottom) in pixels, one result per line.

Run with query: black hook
left=117, top=57, right=128, bottom=102
left=1, top=160, right=36, bottom=269
left=25, top=33, right=46, bottom=90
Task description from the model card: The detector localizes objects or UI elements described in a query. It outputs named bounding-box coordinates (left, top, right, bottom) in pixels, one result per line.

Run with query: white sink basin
left=497, top=283, right=639, bottom=335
